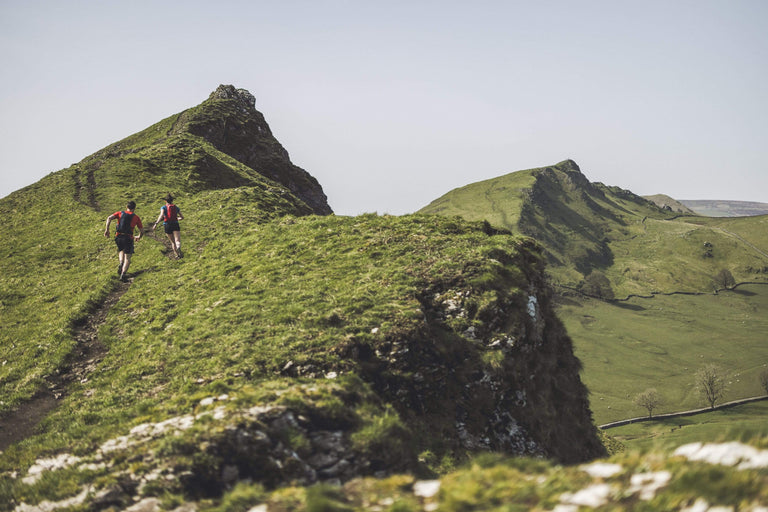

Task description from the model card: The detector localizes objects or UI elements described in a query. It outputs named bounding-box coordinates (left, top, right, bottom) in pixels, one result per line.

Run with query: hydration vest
left=163, top=204, right=178, bottom=222
left=116, top=211, right=135, bottom=236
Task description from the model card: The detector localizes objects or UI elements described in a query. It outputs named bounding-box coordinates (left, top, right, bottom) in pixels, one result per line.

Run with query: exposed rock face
left=188, top=84, right=332, bottom=215
left=333, top=238, right=605, bottom=465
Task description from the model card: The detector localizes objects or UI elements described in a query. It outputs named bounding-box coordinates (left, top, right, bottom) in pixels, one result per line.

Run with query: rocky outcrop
left=187, top=85, right=332, bottom=215
left=334, top=237, right=605, bottom=465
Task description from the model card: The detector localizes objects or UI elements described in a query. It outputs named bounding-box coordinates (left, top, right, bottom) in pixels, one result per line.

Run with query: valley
left=558, top=284, right=768, bottom=424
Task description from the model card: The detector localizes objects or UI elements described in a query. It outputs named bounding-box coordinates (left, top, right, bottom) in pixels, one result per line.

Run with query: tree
left=580, top=271, right=615, bottom=300
left=760, top=368, right=768, bottom=395
left=695, top=364, right=727, bottom=409
left=713, top=268, right=736, bottom=290
left=633, top=388, right=663, bottom=419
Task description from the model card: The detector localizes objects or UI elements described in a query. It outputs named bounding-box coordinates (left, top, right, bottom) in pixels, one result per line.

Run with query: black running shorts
left=115, top=235, right=135, bottom=254
left=164, top=221, right=181, bottom=234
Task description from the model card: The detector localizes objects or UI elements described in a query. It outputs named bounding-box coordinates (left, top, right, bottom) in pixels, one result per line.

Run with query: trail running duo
left=104, top=194, right=184, bottom=282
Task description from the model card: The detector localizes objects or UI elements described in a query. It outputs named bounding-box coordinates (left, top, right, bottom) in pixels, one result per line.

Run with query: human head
left=127, top=201, right=136, bottom=211
left=164, top=194, right=173, bottom=204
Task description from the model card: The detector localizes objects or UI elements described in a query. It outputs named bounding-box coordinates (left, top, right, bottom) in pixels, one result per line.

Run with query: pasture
left=559, top=285, right=768, bottom=424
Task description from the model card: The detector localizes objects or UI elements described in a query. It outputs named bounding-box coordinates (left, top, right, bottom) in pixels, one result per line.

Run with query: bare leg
left=118, top=251, right=126, bottom=275
left=173, top=231, right=182, bottom=257
left=166, top=233, right=179, bottom=257
left=121, top=253, right=132, bottom=280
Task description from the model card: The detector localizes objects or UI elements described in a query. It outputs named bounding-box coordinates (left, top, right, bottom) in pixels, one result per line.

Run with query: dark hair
left=164, top=194, right=174, bottom=204
left=127, top=201, right=137, bottom=210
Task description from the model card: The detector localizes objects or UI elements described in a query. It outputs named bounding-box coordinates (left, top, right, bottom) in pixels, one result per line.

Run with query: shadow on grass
left=610, top=302, right=645, bottom=312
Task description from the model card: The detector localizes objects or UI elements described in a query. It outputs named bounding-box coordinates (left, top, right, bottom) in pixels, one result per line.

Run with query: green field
left=606, top=400, right=768, bottom=452
left=559, top=285, right=768, bottom=424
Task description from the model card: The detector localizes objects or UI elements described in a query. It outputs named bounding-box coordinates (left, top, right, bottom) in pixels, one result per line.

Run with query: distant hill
left=420, top=160, right=768, bottom=297
left=680, top=199, right=768, bottom=217
left=644, top=194, right=696, bottom=214
left=420, top=160, right=768, bottom=427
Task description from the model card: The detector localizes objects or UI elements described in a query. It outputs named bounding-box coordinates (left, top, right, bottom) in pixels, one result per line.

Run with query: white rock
left=580, top=462, right=622, bottom=478
left=123, top=497, right=163, bottom=512
left=22, top=453, right=82, bottom=485
left=628, top=471, right=671, bottom=500
left=675, top=442, right=768, bottom=469
left=413, top=479, right=441, bottom=498
left=527, top=296, right=538, bottom=318
left=559, top=483, right=613, bottom=508
left=681, top=498, right=711, bottom=512
left=15, top=485, right=92, bottom=511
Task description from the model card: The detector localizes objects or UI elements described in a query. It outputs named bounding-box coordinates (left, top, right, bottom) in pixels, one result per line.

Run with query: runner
left=104, top=201, right=143, bottom=282
left=152, top=194, right=184, bottom=258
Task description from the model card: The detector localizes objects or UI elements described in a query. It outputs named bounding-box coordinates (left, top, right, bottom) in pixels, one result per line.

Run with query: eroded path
left=0, top=279, right=131, bottom=451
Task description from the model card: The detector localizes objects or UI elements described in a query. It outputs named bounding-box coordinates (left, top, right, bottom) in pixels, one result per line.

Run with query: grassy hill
left=419, top=160, right=768, bottom=425
left=0, top=87, right=614, bottom=509
left=420, top=160, right=768, bottom=297
left=644, top=194, right=696, bottom=214
left=2, top=88, right=766, bottom=510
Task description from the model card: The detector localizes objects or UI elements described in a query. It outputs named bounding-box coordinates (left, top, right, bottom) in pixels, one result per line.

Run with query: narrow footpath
left=0, top=279, right=131, bottom=451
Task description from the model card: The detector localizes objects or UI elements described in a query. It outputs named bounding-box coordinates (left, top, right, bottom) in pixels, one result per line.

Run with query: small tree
left=713, top=268, right=736, bottom=290
left=634, top=388, right=663, bottom=419
left=581, top=271, right=615, bottom=300
left=696, top=364, right=727, bottom=409
left=760, top=368, right=768, bottom=395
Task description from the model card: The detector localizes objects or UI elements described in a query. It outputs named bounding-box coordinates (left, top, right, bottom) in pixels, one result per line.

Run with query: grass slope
left=560, top=285, right=768, bottom=424
left=419, top=160, right=768, bottom=296
left=608, top=400, right=768, bottom=452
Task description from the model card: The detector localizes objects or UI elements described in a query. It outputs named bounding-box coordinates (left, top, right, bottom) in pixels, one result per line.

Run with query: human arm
left=134, top=218, right=144, bottom=240
left=104, top=213, right=117, bottom=237
left=152, top=208, right=163, bottom=229
left=152, top=207, right=165, bottom=229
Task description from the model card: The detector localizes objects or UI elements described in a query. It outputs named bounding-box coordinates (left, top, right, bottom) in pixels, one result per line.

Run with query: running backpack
left=163, top=204, right=178, bottom=222
left=116, top=211, right=135, bottom=235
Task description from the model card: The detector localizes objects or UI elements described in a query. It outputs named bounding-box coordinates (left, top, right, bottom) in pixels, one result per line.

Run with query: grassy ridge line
left=0, top=213, right=542, bottom=464
left=0, top=88, right=320, bottom=412
left=420, top=161, right=768, bottom=296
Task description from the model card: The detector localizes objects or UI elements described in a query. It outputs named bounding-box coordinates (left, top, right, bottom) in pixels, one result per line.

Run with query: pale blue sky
left=1, top=0, right=766, bottom=214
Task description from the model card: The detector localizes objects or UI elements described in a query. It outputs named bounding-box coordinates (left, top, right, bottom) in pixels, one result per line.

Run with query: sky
left=1, top=0, right=767, bottom=215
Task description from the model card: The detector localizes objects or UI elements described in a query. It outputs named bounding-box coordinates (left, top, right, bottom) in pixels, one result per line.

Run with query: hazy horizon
left=2, top=1, right=767, bottom=215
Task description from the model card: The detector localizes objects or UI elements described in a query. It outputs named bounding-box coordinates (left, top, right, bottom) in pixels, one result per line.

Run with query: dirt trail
left=0, top=279, right=131, bottom=451
left=146, top=228, right=182, bottom=260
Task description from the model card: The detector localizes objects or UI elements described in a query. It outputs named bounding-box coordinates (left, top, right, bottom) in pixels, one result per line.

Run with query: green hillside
left=419, top=160, right=768, bottom=297
left=419, top=160, right=768, bottom=426
left=0, top=87, right=615, bottom=509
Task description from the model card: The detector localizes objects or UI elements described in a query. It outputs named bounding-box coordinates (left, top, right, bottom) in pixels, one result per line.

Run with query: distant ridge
left=643, top=194, right=696, bottom=215
left=680, top=199, right=768, bottom=217
left=419, top=160, right=768, bottom=297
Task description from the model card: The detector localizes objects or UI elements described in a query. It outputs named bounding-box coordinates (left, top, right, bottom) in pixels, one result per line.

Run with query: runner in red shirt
left=152, top=194, right=184, bottom=258
left=104, top=201, right=143, bottom=282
